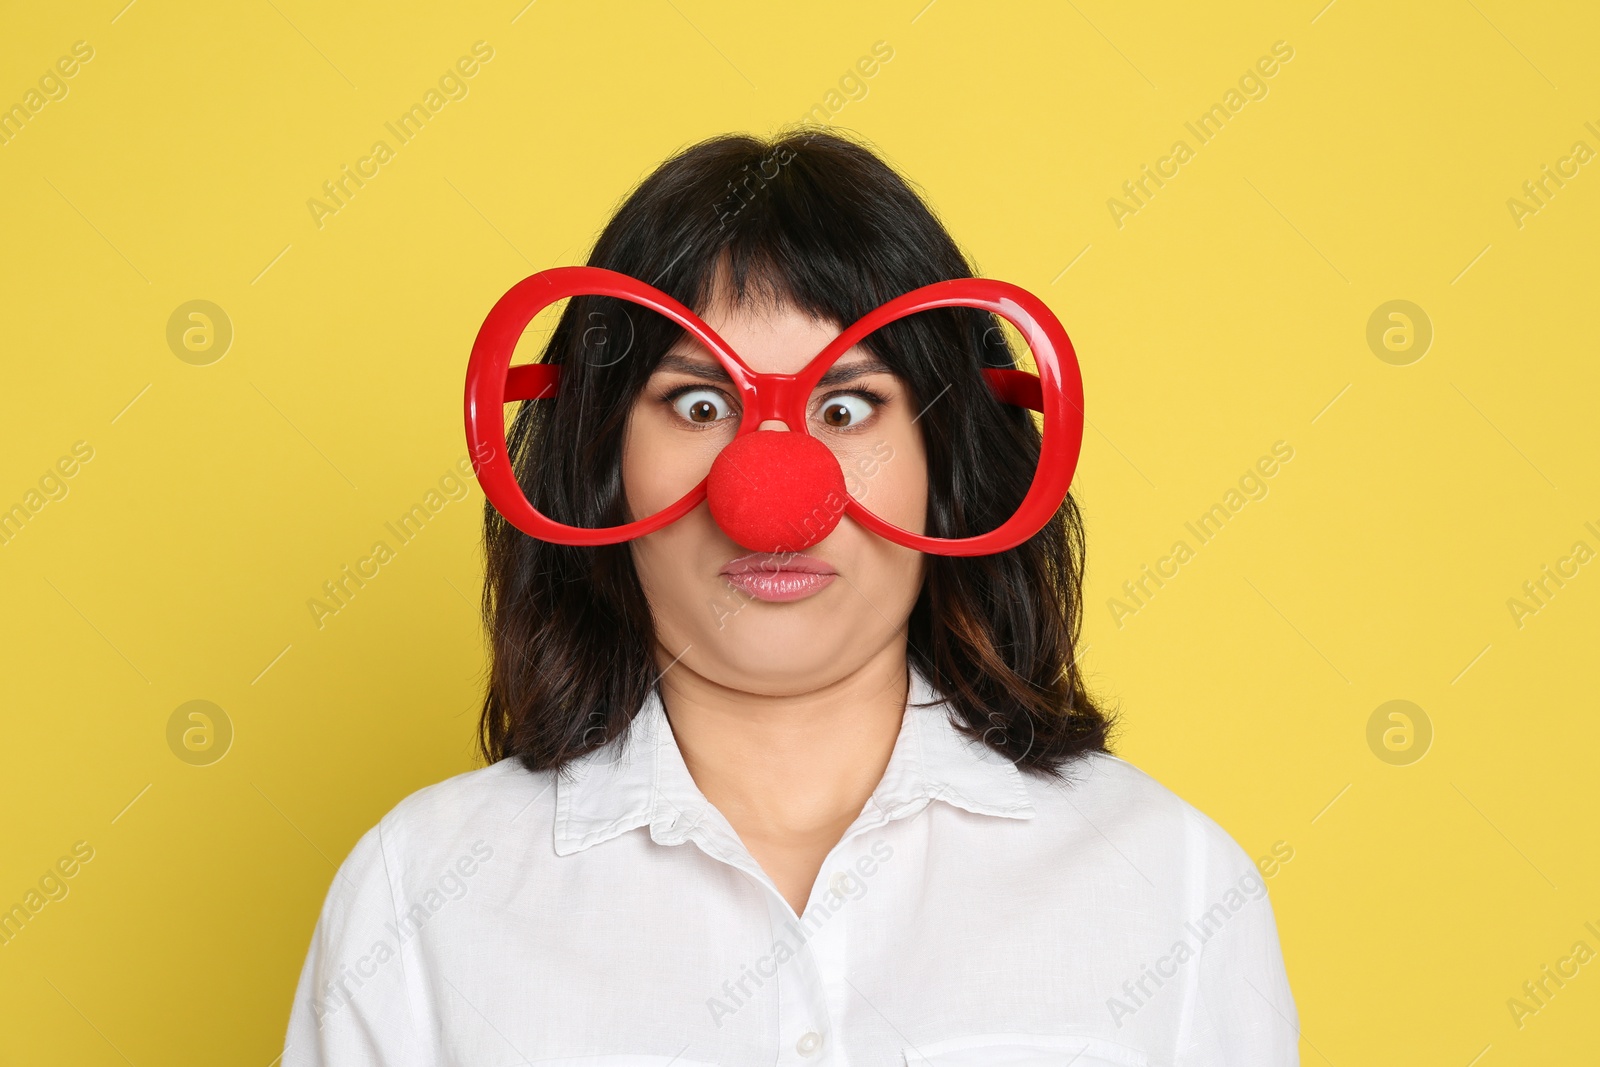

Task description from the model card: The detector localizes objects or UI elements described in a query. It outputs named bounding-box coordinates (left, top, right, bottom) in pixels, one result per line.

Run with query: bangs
left=588, top=129, right=974, bottom=350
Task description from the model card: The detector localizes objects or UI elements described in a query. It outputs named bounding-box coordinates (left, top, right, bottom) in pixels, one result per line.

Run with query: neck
left=654, top=643, right=912, bottom=840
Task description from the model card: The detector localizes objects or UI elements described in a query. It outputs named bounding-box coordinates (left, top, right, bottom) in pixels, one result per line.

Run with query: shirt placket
left=677, top=793, right=921, bottom=1067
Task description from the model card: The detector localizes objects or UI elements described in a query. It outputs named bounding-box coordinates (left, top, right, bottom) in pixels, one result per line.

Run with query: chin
left=712, top=619, right=855, bottom=686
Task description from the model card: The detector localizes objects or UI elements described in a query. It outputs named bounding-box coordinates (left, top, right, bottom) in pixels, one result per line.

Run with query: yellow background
left=2, top=0, right=1596, bottom=1061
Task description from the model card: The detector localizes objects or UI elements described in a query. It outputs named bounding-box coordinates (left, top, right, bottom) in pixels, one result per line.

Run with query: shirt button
left=828, top=870, right=850, bottom=894
left=796, top=1031, right=823, bottom=1056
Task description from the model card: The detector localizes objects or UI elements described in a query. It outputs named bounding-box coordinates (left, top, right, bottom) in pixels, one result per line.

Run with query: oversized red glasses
left=464, top=266, right=1084, bottom=557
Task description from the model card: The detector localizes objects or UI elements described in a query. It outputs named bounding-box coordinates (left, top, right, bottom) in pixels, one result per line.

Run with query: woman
left=284, top=129, right=1298, bottom=1065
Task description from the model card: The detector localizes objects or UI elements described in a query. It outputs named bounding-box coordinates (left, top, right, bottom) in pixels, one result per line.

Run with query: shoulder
left=1034, top=756, right=1300, bottom=1055
left=382, top=756, right=554, bottom=832
left=1023, top=750, right=1264, bottom=892
left=333, top=758, right=558, bottom=887
left=286, top=761, right=554, bottom=1057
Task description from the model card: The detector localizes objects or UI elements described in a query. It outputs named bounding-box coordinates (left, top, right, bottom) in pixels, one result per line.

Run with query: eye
left=669, top=387, right=735, bottom=425
left=817, top=393, right=878, bottom=429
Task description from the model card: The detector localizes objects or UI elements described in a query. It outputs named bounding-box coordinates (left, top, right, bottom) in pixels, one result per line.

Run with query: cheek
left=622, top=404, right=733, bottom=521
left=620, top=414, right=662, bottom=519
left=842, top=423, right=928, bottom=535
left=842, top=431, right=927, bottom=613
left=621, top=408, right=723, bottom=622
left=621, top=414, right=687, bottom=521
left=620, top=429, right=650, bottom=519
left=627, top=500, right=732, bottom=656
left=628, top=516, right=691, bottom=602
left=890, top=436, right=929, bottom=533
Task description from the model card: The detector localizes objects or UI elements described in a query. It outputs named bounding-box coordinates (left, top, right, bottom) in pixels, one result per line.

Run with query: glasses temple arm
left=506, top=363, right=562, bottom=401
left=982, top=367, right=1043, bottom=412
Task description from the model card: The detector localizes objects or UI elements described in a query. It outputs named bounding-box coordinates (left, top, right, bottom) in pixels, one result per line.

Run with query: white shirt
left=283, top=666, right=1299, bottom=1066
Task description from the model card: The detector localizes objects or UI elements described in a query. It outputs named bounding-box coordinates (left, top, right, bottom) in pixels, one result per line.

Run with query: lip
left=720, top=552, right=838, bottom=603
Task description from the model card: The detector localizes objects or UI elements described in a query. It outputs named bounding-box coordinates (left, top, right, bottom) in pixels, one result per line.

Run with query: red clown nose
left=706, top=430, right=849, bottom=552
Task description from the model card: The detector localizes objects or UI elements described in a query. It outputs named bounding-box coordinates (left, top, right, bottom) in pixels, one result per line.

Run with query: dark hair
left=476, top=127, right=1114, bottom=781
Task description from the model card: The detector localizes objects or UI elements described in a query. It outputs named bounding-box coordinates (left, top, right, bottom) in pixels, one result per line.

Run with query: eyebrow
left=653, top=351, right=894, bottom=387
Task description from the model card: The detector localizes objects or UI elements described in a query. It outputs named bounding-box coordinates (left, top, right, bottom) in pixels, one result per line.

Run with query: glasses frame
left=464, top=265, right=1084, bottom=557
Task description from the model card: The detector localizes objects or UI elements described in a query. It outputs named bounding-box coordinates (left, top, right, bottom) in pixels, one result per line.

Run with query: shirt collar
left=552, top=664, right=1035, bottom=857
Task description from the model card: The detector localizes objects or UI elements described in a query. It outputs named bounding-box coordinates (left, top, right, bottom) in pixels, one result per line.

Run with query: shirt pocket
left=902, top=1032, right=1151, bottom=1066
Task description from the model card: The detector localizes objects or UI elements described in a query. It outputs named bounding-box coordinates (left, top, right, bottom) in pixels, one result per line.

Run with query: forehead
left=663, top=288, right=897, bottom=380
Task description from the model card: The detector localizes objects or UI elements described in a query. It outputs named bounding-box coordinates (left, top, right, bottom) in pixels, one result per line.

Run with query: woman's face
left=621, top=288, right=928, bottom=694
